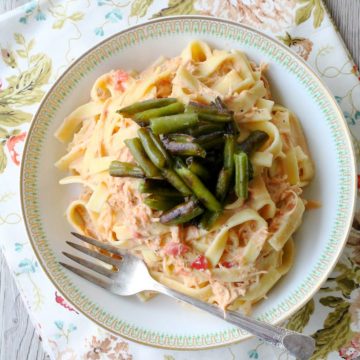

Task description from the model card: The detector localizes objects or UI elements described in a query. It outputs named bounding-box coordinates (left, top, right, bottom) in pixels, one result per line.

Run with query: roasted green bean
left=134, top=102, right=184, bottom=122
left=199, top=210, right=221, bottom=230
left=150, top=113, right=199, bottom=135
left=213, top=96, right=230, bottom=114
left=186, top=101, right=218, bottom=114
left=109, top=161, right=145, bottom=178
left=139, top=179, right=182, bottom=197
left=186, top=157, right=210, bottom=181
left=144, top=194, right=183, bottom=211
left=234, top=152, right=249, bottom=199
left=165, top=133, right=195, bottom=143
left=137, top=128, right=167, bottom=169
left=195, top=131, right=225, bottom=150
left=148, top=131, right=172, bottom=165
left=163, top=140, right=206, bottom=158
left=160, top=198, right=204, bottom=225
left=118, top=98, right=177, bottom=115
left=161, top=168, right=192, bottom=196
left=188, top=123, right=225, bottom=137
left=237, top=130, right=269, bottom=155
left=174, top=160, right=222, bottom=212
left=224, top=134, right=235, bottom=171
left=124, top=138, right=161, bottom=178
left=215, top=168, right=231, bottom=202
left=198, top=112, right=232, bottom=123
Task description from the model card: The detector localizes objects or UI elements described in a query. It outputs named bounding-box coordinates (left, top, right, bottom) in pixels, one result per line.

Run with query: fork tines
left=60, top=232, right=121, bottom=288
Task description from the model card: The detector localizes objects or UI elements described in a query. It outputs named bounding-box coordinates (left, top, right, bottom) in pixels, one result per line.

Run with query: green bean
left=186, top=157, right=210, bottom=181
left=150, top=113, right=198, bottom=135
left=224, top=134, right=235, bottom=171
left=234, top=152, right=249, bottom=199
left=215, top=168, right=232, bottom=202
left=163, top=140, right=206, bottom=158
left=225, top=121, right=238, bottom=135
left=198, top=112, right=232, bottom=123
left=160, top=198, right=204, bottom=225
left=118, top=98, right=177, bottom=115
left=188, top=123, right=225, bottom=136
left=199, top=210, right=221, bottom=230
left=194, top=131, right=224, bottom=150
left=213, top=96, right=230, bottom=114
left=144, top=194, right=183, bottom=211
left=109, top=161, right=145, bottom=178
left=148, top=131, right=172, bottom=165
left=174, top=160, right=222, bottom=212
left=134, top=102, right=184, bottom=122
left=165, top=133, right=195, bottom=143
left=186, top=102, right=218, bottom=114
left=237, top=130, right=269, bottom=155
left=203, top=150, right=223, bottom=172
left=137, top=128, right=167, bottom=169
left=139, top=179, right=182, bottom=197
left=214, top=135, right=235, bottom=202
left=161, top=168, right=192, bottom=196
left=186, top=100, right=232, bottom=121
left=124, top=138, right=161, bottom=178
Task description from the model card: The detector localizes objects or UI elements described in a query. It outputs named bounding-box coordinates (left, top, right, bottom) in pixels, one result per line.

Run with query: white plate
left=21, top=16, right=356, bottom=350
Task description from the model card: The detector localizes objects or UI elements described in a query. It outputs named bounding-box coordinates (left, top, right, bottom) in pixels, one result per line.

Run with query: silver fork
left=61, top=232, right=315, bottom=359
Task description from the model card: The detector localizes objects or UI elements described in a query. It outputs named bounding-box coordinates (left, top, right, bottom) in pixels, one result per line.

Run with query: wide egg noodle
left=55, top=41, right=315, bottom=312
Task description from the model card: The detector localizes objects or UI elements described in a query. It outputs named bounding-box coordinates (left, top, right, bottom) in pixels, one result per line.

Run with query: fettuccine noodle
left=55, top=41, right=315, bottom=313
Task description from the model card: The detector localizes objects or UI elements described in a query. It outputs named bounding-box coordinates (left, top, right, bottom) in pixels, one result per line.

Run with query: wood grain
left=0, top=0, right=359, bottom=359
left=325, top=0, right=360, bottom=66
left=0, top=0, right=28, bottom=13
left=0, top=252, right=49, bottom=360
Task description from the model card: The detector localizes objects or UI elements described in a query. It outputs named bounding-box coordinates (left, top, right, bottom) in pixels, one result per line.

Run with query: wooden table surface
left=0, top=1, right=359, bottom=359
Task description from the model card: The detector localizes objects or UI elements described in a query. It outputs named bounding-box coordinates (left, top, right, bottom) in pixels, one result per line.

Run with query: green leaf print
left=295, top=0, right=325, bottom=28
left=0, top=144, right=7, bottom=174
left=319, top=296, right=344, bottom=308
left=311, top=302, right=353, bottom=360
left=69, top=12, right=84, bottom=21
left=27, top=39, right=35, bottom=53
left=295, top=0, right=314, bottom=25
left=0, top=54, right=51, bottom=106
left=152, top=0, right=198, bottom=18
left=52, top=19, right=65, bottom=29
left=337, top=277, right=357, bottom=298
left=130, top=0, right=154, bottom=18
left=0, top=106, right=32, bottom=126
left=16, top=49, right=27, bottom=58
left=313, top=0, right=324, bottom=28
left=287, top=299, right=314, bottom=332
left=14, top=33, right=25, bottom=45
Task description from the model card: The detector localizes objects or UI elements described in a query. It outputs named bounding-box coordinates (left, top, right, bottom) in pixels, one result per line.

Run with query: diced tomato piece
left=112, top=70, right=129, bottom=92
left=191, top=255, right=209, bottom=271
left=221, top=261, right=233, bottom=268
left=164, top=242, right=189, bottom=257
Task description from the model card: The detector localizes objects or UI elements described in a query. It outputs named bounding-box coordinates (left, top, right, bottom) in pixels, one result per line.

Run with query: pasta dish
left=55, top=41, right=315, bottom=313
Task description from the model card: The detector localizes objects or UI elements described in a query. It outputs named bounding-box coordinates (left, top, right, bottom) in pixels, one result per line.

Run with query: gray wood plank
left=0, top=251, right=49, bottom=360
left=325, top=0, right=360, bottom=65
left=0, top=0, right=28, bottom=14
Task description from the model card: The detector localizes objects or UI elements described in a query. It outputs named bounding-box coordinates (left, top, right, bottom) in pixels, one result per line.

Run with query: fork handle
left=151, top=281, right=315, bottom=360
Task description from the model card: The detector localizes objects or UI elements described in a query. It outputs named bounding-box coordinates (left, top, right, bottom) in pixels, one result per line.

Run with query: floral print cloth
left=0, top=1, right=359, bottom=359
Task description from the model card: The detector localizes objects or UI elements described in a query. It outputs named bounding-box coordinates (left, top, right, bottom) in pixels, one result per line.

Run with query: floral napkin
left=1, top=1, right=360, bottom=359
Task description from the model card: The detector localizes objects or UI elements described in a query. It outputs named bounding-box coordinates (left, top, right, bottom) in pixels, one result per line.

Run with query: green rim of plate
left=21, top=16, right=356, bottom=350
